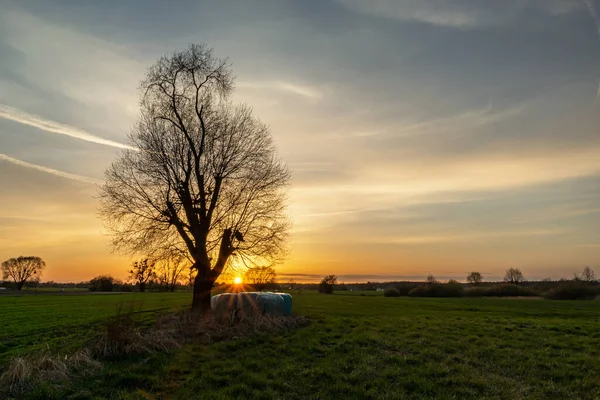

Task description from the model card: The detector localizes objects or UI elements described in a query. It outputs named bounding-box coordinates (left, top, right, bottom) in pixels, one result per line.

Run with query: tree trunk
left=192, top=273, right=214, bottom=313
left=140, top=282, right=146, bottom=292
left=16, top=281, right=24, bottom=291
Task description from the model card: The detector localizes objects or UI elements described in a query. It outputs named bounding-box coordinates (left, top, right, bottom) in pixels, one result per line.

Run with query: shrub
left=89, top=276, right=116, bottom=292
left=408, top=283, right=464, bottom=298
left=545, top=282, right=599, bottom=300
left=318, top=275, right=337, bottom=294
left=394, top=283, right=420, bottom=296
left=383, top=288, right=401, bottom=297
left=465, top=284, right=538, bottom=297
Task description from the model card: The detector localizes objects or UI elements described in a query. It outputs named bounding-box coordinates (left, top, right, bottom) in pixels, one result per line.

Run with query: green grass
left=0, top=292, right=191, bottom=362
left=4, top=291, right=600, bottom=399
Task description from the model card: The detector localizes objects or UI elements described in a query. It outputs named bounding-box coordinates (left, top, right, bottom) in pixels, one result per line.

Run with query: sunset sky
left=1, top=0, right=600, bottom=283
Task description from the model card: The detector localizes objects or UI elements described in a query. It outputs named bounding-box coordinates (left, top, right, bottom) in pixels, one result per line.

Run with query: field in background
left=2, top=291, right=600, bottom=399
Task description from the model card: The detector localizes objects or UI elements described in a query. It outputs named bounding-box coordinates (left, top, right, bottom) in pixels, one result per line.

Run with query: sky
left=1, top=0, right=599, bottom=283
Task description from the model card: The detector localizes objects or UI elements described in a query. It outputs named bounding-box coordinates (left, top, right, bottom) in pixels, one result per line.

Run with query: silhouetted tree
left=580, top=266, right=596, bottom=283
left=99, top=44, right=290, bottom=312
left=1, top=256, right=45, bottom=290
left=156, top=258, right=186, bottom=292
left=504, top=268, right=525, bottom=284
left=319, top=275, right=337, bottom=294
left=129, top=258, right=157, bottom=292
left=244, top=266, right=277, bottom=291
left=467, top=272, right=483, bottom=285
left=426, top=275, right=438, bottom=284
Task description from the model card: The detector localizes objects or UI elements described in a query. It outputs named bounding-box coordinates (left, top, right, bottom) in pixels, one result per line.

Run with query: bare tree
left=128, top=258, right=157, bottom=292
left=156, top=258, right=187, bottom=292
left=99, top=44, right=290, bottom=312
left=504, top=267, right=525, bottom=285
left=580, top=266, right=596, bottom=283
left=1, top=256, right=46, bottom=290
left=467, top=272, right=483, bottom=285
left=244, top=266, right=277, bottom=291
left=426, top=275, right=438, bottom=284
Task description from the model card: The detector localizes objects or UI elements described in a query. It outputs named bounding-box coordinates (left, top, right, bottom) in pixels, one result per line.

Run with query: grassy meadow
left=2, top=291, right=600, bottom=399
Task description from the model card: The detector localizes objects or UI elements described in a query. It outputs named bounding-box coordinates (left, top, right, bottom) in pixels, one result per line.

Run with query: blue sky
left=1, top=0, right=599, bottom=282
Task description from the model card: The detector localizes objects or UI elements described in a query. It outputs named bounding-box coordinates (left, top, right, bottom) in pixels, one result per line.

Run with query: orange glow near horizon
left=234, top=276, right=242, bottom=285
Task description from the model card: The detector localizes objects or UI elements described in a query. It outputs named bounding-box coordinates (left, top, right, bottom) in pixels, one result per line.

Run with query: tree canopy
left=1, top=256, right=46, bottom=290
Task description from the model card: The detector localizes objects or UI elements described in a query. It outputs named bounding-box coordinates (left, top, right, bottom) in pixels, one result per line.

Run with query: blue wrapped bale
left=210, top=292, right=293, bottom=316
left=278, top=293, right=293, bottom=316
left=211, top=293, right=238, bottom=315
left=237, top=292, right=263, bottom=315
left=256, top=292, right=284, bottom=315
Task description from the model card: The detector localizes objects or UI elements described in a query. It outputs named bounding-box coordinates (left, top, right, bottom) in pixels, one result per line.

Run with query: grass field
left=2, top=291, right=600, bottom=399
left=0, top=292, right=192, bottom=363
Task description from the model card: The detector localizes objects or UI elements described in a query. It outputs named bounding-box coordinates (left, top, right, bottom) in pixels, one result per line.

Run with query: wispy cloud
left=333, top=0, right=579, bottom=28
left=583, top=0, right=600, bottom=40
left=238, top=80, right=322, bottom=99
left=0, top=104, right=134, bottom=149
left=0, top=153, right=101, bottom=184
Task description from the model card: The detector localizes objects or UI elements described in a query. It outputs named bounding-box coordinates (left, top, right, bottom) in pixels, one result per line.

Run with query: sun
left=234, top=277, right=242, bottom=285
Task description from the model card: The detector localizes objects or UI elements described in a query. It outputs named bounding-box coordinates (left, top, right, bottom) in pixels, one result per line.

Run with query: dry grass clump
left=0, top=349, right=101, bottom=393
left=90, top=308, right=310, bottom=359
left=89, top=312, right=181, bottom=359
left=156, top=310, right=311, bottom=344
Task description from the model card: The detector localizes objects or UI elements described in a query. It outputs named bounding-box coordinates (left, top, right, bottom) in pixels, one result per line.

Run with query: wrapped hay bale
left=237, top=292, right=263, bottom=316
left=256, top=292, right=285, bottom=315
left=278, top=293, right=293, bottom=316
left=211, top=293, right=239, bottom=316
left=211, top=292, right=293, bottom=316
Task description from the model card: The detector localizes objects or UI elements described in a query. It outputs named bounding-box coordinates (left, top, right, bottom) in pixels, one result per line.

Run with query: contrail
left=0, top=104, right=134, bottom=150
left=0, top=153, right=102, bottom=184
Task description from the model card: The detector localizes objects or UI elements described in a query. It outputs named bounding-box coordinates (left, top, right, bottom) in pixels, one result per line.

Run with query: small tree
left=426, top=275, right=437, bottom=284
left=244, top=266, right=277, bottom=291
left=467, top=272, right=483, bottom=285
left=580, top=266, right=596, bottom=283
left=156, top=258, right=187, bottom=292
left=319, top=275, right=337, bottom=294
left=504, top=268, right=525, bottom=285
left=128, top=258, right=157, bottom=292
left=1, top=256, right=46, bottom=290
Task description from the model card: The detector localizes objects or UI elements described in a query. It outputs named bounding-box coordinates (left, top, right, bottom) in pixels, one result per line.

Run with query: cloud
left=0, top=104, right=134, bottom=149
left=334, top=0, right=579, bottom=28
left=0, top=153, right=101, bottom=184
left=583, top=0, right=600, bottom=40
left=366, top=228, right=565, bottom=245
left=237, top=80, right=322, bottom=99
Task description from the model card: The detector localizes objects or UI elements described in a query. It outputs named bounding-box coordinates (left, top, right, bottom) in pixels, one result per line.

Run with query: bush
left=318, top=275, right=337, bottom=294
left=465, top=284, right=538, bottom=297
left=89, top=276, right=116, bottom=292
left=383, top=288, right=401, bottom=297
left=545, top=283, right=599, bottom=300
left=394, top=283, right=420, bottom=296
left=408, top=283, right=464, bottom=298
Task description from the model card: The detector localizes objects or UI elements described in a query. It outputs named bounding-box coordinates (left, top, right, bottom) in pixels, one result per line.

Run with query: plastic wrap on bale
left=211, top=292, right=293, bottom=316
left=211, top=292, right=239, bottom=316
